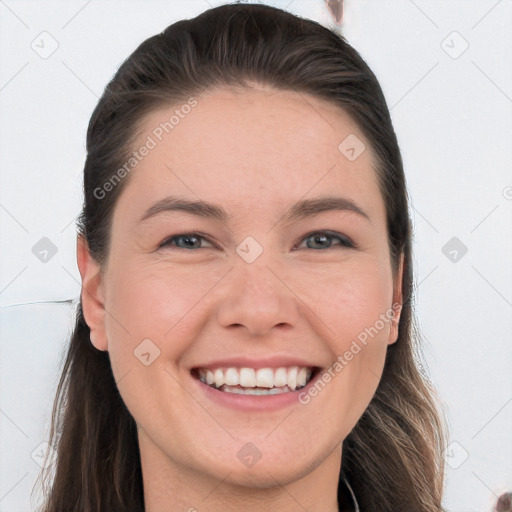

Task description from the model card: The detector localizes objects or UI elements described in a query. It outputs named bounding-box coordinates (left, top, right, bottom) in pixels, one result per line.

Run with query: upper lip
left=191, top=355, right=322, bottom=371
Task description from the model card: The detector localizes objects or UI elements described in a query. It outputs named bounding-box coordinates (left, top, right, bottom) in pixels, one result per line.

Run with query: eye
left=158, top=230, right=355, bottom=251
left=295, top=231, right=355, bottom=250
left=158, top=233, right=214, bottom=250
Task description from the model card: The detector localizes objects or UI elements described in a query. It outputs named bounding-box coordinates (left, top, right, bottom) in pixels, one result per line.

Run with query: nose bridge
left=215, top=251, right=300, bottom=336
left=242, top=263, right=279, bottom=301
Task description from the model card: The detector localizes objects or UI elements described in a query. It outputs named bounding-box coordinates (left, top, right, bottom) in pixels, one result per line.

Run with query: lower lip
left=192, top=370, right=321, bottom=412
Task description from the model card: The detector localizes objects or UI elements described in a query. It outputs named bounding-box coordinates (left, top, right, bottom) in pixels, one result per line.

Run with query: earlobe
left=388, top=253, right=404, bottom=345
left=77, top=235, right=108, bottom=351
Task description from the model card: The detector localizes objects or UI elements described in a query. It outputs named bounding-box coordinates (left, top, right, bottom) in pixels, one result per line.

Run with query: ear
left=77, top=235, right=108, bottom=351
left=387, top=253, right=404, bottom=345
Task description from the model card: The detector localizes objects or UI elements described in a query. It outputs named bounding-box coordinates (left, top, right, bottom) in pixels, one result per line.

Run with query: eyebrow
left=138, top=195, right=370, bottom=224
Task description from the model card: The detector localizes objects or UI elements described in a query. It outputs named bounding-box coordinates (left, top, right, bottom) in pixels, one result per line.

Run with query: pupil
left=312, top=234, right=329, bottom=248
left=182, top=236, right=197, bottom=248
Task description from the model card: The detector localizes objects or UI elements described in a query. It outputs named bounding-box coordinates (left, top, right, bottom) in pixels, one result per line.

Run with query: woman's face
left=80, top=86, right=402, bottom=495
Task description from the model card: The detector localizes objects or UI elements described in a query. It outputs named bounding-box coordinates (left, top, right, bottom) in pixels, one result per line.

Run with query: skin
left=78, top=85, right=403, bottom=512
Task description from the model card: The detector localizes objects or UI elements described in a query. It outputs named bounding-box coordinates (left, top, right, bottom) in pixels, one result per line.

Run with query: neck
left=139, top=430, right=342, bottom=512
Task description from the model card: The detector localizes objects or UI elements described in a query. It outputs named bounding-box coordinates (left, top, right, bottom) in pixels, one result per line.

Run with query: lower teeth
left=218, top=384, right=292, bottom=395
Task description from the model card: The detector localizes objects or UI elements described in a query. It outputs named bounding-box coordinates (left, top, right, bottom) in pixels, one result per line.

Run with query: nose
left=216, top=261, right=300, bottom=337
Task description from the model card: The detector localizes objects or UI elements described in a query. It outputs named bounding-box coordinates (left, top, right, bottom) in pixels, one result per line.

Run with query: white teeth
left=222, top=385, right=290, bottom=395
left=255, top=368, right=274, bottom=388
left=223, top=385, right=245, bottom=394
left=297, top=367, right=308, bottom=388
left=224, top=367, right=239, bottom=386
left=214, top=368, right=224, bottom=388
left=287, top=366, right=298, bottom=390
left=239, top=368, right=256, bottom=387
left=274, top=367, right=287, bottom=387
left=197, top=365, right=314, bottom=392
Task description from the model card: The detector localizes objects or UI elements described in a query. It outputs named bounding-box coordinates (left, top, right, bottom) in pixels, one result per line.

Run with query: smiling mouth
left=192, top=366, right=318, bottom=395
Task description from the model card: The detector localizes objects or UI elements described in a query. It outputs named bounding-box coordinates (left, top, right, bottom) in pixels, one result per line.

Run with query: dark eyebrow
left=286, top=196, right=370, bottom=222
left=138, top=195, right=370, bottom=224
left=139, top=197, right=230, bottom=223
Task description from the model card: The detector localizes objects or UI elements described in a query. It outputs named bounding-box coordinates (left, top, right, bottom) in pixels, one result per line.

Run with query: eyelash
left=158, top=231, right=356, bottom=251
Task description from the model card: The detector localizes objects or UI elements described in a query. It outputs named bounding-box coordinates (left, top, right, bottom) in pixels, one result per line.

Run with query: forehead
left=136, top=85, right=368, bottom=162
left=115, top=86, right=383, bottom=225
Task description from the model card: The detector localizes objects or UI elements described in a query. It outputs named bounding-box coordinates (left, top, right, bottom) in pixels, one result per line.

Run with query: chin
left=201, top=446, right=328, bottom=490
left=217, top=462, right=313, bottom=489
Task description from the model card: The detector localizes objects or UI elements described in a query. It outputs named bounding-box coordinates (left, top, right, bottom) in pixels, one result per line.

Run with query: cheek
left=101, top=264, right=222, bottom=436
left=104, top=262, right=224, bottom=357
left=297, top=258, right=394, bottom=346
left=299, top=264, right=393, bottom=431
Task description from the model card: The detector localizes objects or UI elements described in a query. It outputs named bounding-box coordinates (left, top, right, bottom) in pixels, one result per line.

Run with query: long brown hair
left=34, top=4, right=448, bottom=511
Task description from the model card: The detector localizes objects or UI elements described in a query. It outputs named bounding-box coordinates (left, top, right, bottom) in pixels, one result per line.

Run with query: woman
left=35, top=3, right=447, bottom=511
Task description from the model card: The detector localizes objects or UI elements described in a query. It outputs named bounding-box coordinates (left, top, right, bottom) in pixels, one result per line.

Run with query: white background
left=0, top=1, right=510, bottom=511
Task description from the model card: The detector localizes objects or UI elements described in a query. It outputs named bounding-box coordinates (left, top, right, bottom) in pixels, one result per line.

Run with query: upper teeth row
left=197, top=366, right=313, bottom=390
